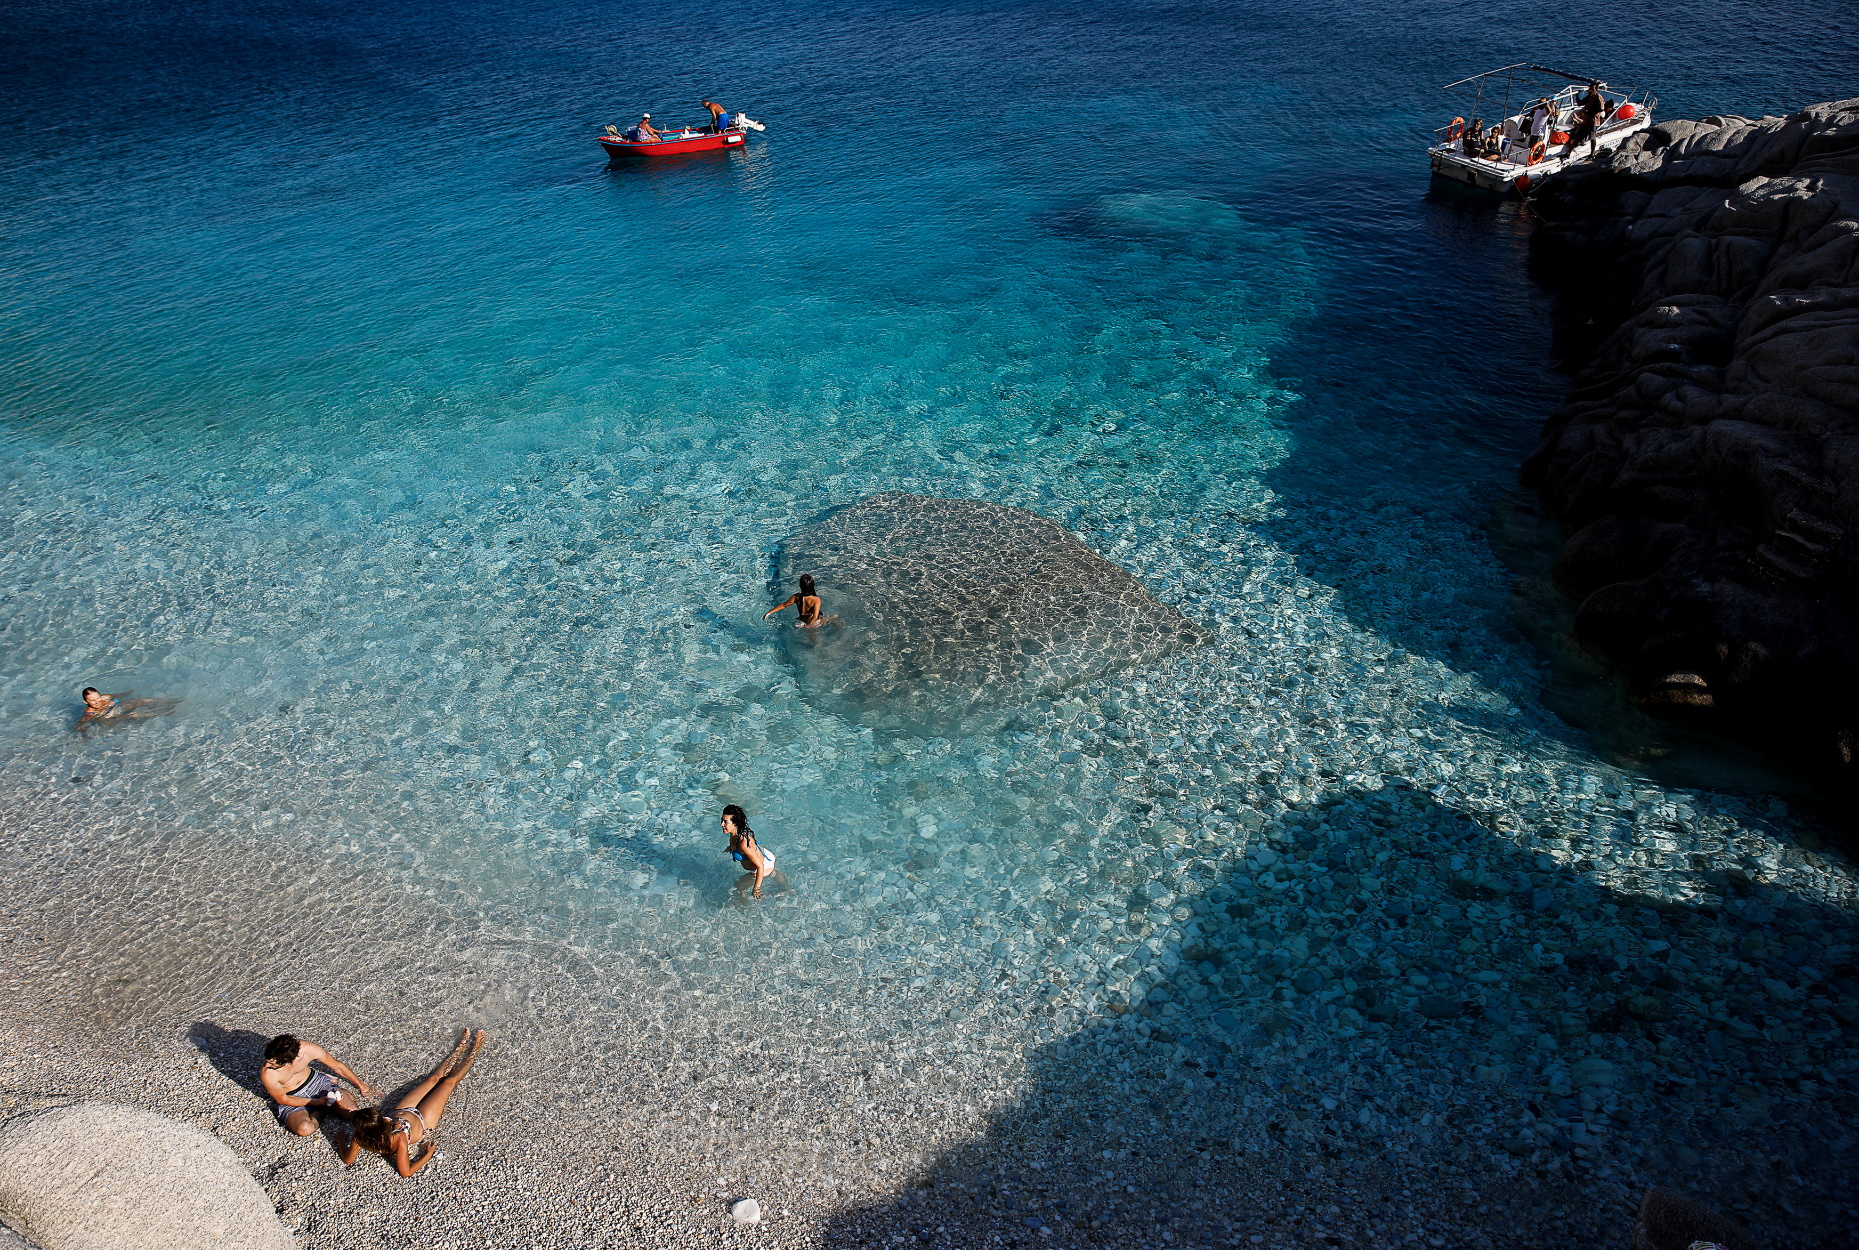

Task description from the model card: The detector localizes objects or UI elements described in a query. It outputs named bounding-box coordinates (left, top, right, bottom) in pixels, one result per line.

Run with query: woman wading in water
left=723, top=803, right=789, bottom=900
left=764, top=574, right=839, bottom=630
left=341, top=1029, right=487, bottom=1177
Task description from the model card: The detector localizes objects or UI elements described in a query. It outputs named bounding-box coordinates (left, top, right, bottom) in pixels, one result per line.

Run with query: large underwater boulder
left=0, top=1103, right=293, bottom=1250
left=774, top=493, right=1209, bottom=730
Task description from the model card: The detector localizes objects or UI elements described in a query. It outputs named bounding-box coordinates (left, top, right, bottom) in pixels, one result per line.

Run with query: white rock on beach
left=730, top=1197, right=763, bottom=1224
left=0, top=1103, right=293, bottom=1250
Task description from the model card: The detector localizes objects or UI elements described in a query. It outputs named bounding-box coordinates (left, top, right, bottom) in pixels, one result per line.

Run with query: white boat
left=1427, top=63, right=1657, bottom=195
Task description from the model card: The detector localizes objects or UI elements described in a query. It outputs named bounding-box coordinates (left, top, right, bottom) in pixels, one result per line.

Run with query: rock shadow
left=819, top=781, right=1858, bottom=1249
left=1250, top=189, right=1555, bottom=707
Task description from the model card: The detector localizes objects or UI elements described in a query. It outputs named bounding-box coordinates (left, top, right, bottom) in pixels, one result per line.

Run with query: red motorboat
left=598, top=115, right=764, bottom=159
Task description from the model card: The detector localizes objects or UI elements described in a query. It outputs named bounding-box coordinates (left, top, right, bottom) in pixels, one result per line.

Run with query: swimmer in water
left=763, top=574, right=840, bottom=630
left=76, top=687, right=181, bottom=737
left=722, top=803, right=789, bottom=900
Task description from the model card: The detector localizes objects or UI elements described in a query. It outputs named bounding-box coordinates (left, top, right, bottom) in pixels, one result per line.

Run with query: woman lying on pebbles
left=341, top=1029, right=487, bottom=1177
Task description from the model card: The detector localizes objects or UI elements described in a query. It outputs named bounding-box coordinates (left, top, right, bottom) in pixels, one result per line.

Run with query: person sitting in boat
left=624, top=113, right=663, bottom=142
left=702, top=99, right=730, bottom=133
left=1460, top=117, right=1483, bottom=157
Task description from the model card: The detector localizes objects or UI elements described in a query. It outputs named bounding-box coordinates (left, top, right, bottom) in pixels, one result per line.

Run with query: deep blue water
left=2, top=0, right=1853, bottom=1107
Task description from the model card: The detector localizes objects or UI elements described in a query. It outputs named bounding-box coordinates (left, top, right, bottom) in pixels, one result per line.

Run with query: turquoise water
left=4, top=0, right=1857, bottom=1229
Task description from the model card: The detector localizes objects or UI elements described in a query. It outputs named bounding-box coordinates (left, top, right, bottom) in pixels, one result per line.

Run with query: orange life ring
left=1528, top=142, right=1546, bottom=165
left=1446, top=116, right=1465, bottom=141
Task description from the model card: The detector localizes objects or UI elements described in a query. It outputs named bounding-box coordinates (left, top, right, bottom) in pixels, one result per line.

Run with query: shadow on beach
left=819, top=781, right=1857, bottom=1248
left=184, top=1021, right=273, bottom=1101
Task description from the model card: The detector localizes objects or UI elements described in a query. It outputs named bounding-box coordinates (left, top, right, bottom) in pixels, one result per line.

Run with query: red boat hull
left=599, top=130, right=749, bottom=158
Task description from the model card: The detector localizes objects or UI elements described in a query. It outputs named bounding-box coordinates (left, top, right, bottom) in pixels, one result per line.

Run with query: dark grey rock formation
left=774, top=493, right=1209, bottom=731
left=1631, top=1186, right=1754, bottom=1250
left=1523, top=99, right=1859, bottom=778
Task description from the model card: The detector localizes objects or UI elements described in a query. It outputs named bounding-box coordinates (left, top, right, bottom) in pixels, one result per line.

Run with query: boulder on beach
left=1523, top=97, right=1859, bottom=784
left=0, top=1103, right=293, bottom=1250
left=774, top=493, right=1210, bottom=730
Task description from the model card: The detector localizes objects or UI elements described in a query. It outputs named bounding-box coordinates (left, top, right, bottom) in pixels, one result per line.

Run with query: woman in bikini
left=340, top=1029, right=487, bottom=1177
left=763, top=574, right=839, bottom=630
left=76, top=686, right=181, bottom=736
left=722, top=804, right=789, bottom=900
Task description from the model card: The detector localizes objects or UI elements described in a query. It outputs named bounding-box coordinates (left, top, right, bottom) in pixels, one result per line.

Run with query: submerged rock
left=774, top=493, right=1210, bottom=730
left=0, top=1103, right=293, bottom=1250
left=1524, top=97, right=1859, bottom=785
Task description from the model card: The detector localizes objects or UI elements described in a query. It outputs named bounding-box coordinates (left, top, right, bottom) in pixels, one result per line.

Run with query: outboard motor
left=733, top=112, right=767, bottom=132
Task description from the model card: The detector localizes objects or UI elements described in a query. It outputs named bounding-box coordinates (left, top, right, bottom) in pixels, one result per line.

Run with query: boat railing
left=1429, top=63, right=1657, bottom=157
left=1430, top=85, right=1658, bottom=161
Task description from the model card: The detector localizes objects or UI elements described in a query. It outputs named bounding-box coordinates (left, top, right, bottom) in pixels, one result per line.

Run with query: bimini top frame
left=1432, top=62, right=1658, bottom=155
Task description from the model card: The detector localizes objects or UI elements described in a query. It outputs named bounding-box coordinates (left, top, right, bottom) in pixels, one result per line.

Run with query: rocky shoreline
left=1523, top=98, right=1859, bottom=790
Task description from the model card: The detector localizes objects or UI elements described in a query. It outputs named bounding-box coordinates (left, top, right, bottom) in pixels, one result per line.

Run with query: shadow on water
left=1489, top=492, right=1843, bottom=817
left=820, top=781, right=1858, bottom=1248
left=1248, top=178, right=1558, bottom=705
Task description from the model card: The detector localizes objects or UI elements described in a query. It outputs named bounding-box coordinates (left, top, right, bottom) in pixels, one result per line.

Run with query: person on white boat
left=625, top=113, right=663, bottom=142
left=1566, top=83, right=1606, bottom=156
left=1528, top=99, right=1551, bottom=146
left=1461, top=117, right=1483, bottom=157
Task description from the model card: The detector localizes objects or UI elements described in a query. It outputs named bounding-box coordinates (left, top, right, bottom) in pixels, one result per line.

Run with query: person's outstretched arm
left=338, top=1135, right=362, bottom=1166
left=304, top=1042, right=376, bottom=1097
left=763, top=595, right=799, bottom=621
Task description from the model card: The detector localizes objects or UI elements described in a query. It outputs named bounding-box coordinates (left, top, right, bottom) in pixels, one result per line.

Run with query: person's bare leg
left=395, top=1028, right=472, bottom=1111
left=414, top=1030, right=486, bottom=1130
left=283, top=1108, right=318, bottom=1137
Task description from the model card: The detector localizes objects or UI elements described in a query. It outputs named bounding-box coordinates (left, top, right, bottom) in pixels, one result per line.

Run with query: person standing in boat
left=1527, top=98, right=1552, bottom=154
left=1566, top=82, right=1606, bottom=156
left=702, top=99, right=730, bottom=133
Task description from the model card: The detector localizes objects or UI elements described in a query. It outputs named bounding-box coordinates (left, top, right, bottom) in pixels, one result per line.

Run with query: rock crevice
left=1523, top=98, right=1859, bottom=775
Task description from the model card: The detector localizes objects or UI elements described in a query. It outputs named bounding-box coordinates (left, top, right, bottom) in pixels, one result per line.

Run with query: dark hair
left=722, top=804, right=752, bottom=837
left=799, top=574, right=817, bottom=596
left=263, top=1034, right=301, bottom=1065
left=81, top=687, right=99, bottom=697
left=350, top=1106, right=396, bottom=1155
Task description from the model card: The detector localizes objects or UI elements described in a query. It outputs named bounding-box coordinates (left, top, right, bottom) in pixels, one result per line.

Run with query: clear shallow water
left=4, top=0, right=1858, bottom=1224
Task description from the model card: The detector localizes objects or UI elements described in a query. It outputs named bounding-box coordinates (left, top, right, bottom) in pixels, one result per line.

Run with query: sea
left=2, top=0, right=1854, bottom=1236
